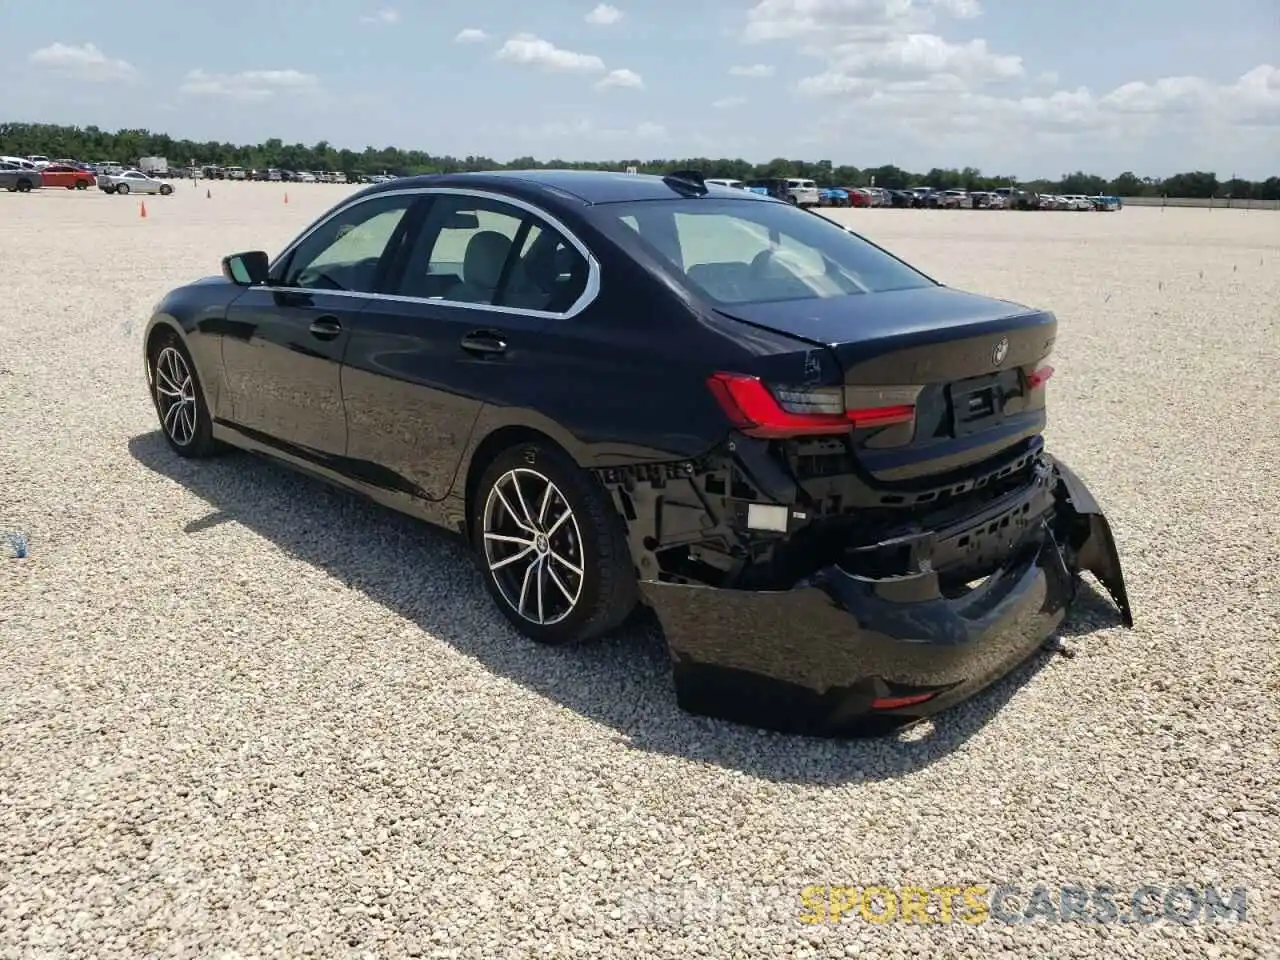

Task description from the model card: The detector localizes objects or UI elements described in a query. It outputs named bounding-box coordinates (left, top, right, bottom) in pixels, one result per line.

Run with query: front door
left=219, top=191, right=419, bottom=464
left=342, top=191, right=593, bottom=501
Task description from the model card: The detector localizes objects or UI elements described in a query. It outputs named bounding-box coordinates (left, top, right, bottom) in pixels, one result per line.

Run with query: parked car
left=0, top=162, right=42, bottom=192
left=140, top=168, right=1132, bottom=736
left=99, top=169, right=175, bottom=195
left=39, top=163, right=96, bottom=190
left=819, top=187, right=849, bottom=207
left=843, top=187, right=873, bottom=208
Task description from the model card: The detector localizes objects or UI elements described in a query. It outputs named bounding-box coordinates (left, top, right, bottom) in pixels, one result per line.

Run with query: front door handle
left=460, top=331, right=508, bottom=356
left=309, top=316, right=342, bottom=340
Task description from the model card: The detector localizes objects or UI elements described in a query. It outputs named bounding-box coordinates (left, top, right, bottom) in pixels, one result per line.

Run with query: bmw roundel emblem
left=992, top=336, right=1009, bottom=366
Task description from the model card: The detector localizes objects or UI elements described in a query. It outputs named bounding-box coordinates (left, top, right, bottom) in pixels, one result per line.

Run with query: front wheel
left=473, top=443, right=638, bottom=645
left=75, top=180, right=89, bottom=190
left=16, top=181, right=32, bottom=193
left=159, top=184, right=173, bottom=196
left=148, top=332, right=220, bottom=458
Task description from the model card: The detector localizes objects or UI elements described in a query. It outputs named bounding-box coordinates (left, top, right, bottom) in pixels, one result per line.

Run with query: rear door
left=342, top=189, right=593, bottom=501
left=219, top=191, right=420, bottom=463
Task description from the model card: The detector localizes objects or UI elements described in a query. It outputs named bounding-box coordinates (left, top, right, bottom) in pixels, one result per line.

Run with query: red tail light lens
left=1026, top=365, right=1055, bottom=390
left=707, top=373, right=920, bottom=439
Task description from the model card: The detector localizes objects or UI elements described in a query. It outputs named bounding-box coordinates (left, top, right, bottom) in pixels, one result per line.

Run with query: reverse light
left=1026, top=365, right=1055, bottom=390
left=707, top=372, right=921, bottom=439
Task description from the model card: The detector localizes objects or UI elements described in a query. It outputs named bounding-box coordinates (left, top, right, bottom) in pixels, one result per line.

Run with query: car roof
left=362, top=169, right=779, bottom=206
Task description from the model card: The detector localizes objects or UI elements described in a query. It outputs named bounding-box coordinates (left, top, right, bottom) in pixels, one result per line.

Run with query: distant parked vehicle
left=98, top=169, right=175, bottom=196
left=1, top=155, right=39, bottom=171
left=1090, top=195, right=1120, bottom=211
left=0, top=162, right=42, bottom=192
left=40, top=163, right=96, bottom=190
left=819, top=187, right=849, bottom=207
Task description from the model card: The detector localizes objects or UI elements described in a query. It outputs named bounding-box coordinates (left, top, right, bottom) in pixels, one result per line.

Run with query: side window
left=392, top=194, right=589, bottom=312
left=280, top=194, right=414, bottom=293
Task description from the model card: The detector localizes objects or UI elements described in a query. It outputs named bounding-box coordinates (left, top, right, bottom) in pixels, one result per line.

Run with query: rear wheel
left=117, top=183, right=130, bottom=195
left=16, top=180, right=32, bottom=193
left=159, top=184, right=173, bottom=196
left=473, top=443, right=637, bottom=645
left=148, top=332, right=219, bottom=458
left=75, top=180, right=89, bottom=190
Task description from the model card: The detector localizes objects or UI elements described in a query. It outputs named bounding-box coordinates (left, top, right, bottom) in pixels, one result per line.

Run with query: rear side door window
left=388, top=194, right=590, bottom=313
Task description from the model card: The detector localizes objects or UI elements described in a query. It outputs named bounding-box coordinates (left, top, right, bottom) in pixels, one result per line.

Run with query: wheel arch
left=461, top=424, right=576, bottom=543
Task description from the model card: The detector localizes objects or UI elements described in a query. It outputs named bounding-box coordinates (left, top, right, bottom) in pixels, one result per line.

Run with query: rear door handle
left=309, top=316, right=342, bottom=340
left=460, top=331, right=508, bottom=356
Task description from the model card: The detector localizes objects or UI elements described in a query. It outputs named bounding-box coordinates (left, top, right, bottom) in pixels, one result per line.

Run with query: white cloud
left=585, top=3, right=624, bottom=25
left=496, top=34, right=605, bottom=73
left=729, top=63, right=776, bottom=78
left=595, top=68, right=644, bottom=90
left=360, top=8, right=399, bottom=24
left=454, top=28, right=489, bottom=43
left=180, top=69, right=322, bottom=101
left=28, top=42, right=136, bottom=82
left=713, top=96, right=748, bottom=108
left=931, top=0, right=981, bottom=18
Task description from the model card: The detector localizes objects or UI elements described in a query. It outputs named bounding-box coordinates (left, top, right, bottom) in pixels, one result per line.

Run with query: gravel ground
left=1, top=183, right=1277, bottom=959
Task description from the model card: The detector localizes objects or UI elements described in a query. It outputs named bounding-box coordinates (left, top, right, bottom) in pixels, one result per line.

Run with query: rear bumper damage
left=637, top=455, right=1132, bottom=737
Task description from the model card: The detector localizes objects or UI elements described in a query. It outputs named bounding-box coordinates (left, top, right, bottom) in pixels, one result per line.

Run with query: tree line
left=2, top=121, right=1277, bottom=200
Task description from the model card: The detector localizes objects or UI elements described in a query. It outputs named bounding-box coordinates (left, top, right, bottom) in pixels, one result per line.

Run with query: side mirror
left=222, top=250, right=270, bottom=285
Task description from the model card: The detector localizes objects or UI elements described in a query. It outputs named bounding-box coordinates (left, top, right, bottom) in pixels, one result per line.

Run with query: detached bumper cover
left=640, top=455, right=1133, bottom=736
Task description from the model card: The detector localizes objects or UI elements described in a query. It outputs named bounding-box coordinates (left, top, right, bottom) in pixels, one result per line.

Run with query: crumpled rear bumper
left=639, top=456, right=1133, bottom=737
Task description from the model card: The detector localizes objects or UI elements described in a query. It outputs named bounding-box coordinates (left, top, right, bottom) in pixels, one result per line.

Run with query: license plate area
left=948, top=373, right=1006, bottom=437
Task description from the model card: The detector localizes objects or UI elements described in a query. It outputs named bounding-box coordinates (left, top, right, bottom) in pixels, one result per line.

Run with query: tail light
left=707, top=372, right=921, bottom=439
left=1026, top=365, right=1054, bottom=390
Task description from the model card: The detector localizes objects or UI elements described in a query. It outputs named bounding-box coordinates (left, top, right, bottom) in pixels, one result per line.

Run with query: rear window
left=598, top=198, right=934, bottom=306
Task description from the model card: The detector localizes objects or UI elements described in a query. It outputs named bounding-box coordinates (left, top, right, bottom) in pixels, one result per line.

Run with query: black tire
left=148, top=330, right=220, bottom=458
left=472, top=442, right=638, bottom=646
left=16, top=180, right=32, bottom=193
left=116, top=183, right=130, bottom=195
left=159, top=184, right=173, bottom=196
left=75, top=180, right=88, bottom=190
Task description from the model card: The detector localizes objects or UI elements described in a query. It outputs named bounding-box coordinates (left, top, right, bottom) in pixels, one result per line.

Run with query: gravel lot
left=1, top=183, right=1277, bottom=959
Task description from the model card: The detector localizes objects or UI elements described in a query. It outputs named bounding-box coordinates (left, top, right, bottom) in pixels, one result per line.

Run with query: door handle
left=459, top=331, right=508, bottom=356
left=309, top=316, right=342, bottom=340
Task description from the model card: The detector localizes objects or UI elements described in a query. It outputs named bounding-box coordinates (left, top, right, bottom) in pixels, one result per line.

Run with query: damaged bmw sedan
left=142, top=168, right=1132, bottom=736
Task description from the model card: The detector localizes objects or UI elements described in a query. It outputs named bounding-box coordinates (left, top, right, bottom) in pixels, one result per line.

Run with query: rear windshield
left=594, top=198, right=934, bottom=306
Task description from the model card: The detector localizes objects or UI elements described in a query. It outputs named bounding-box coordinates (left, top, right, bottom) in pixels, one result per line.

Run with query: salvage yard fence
left=1120, top=196, right=1280, bottom=210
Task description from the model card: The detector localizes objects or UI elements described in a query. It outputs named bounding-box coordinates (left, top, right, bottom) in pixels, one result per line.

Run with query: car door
left=341, top=190, right=593, bottom=501
left=218, top=191, right=420, bottom=465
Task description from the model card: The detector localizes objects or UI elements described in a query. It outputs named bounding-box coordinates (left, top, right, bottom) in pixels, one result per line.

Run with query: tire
left=472, top=442, right=638, bottom=646
left=75, top=180, right=88, bottom=190
left=148, top=331, right=220, bottom=458
left=16, top=180, right=32, bottom=193
left=116, top=183, right=130, bottom=195
left=159, top=184, right=173, bottom=196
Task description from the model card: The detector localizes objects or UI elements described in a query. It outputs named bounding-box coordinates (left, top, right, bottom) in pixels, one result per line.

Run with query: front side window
left=279, top=194, right=415, bottom=293
left=603, top=198, right=933, bottom=305
left=391, top=194, right=589, bottom=312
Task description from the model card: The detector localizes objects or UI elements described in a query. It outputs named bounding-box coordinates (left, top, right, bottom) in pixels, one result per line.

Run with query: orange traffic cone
left=139, top=201, right=147, bottom=219
left=284, top=192, right=289, bottom=204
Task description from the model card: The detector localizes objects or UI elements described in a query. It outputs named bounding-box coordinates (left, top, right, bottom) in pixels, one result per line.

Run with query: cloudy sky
left=3, top=0, right=1277, bottom=178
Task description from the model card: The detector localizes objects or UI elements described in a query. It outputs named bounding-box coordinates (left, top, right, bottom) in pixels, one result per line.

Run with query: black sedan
left=142, top=169, right=1133, bottom=736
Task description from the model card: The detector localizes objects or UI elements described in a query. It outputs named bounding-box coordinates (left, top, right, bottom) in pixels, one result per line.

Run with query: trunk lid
left=716, top=286, right=1057, bottom=482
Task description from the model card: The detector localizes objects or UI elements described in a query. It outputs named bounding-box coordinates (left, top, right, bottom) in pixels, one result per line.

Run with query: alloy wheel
left=482, top=468, right=585, bottom=625
left=153, top=346, right=197, bottom=446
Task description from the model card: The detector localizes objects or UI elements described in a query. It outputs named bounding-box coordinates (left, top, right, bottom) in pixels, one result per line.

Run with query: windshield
left=595, top=198, right=935, bottom=306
